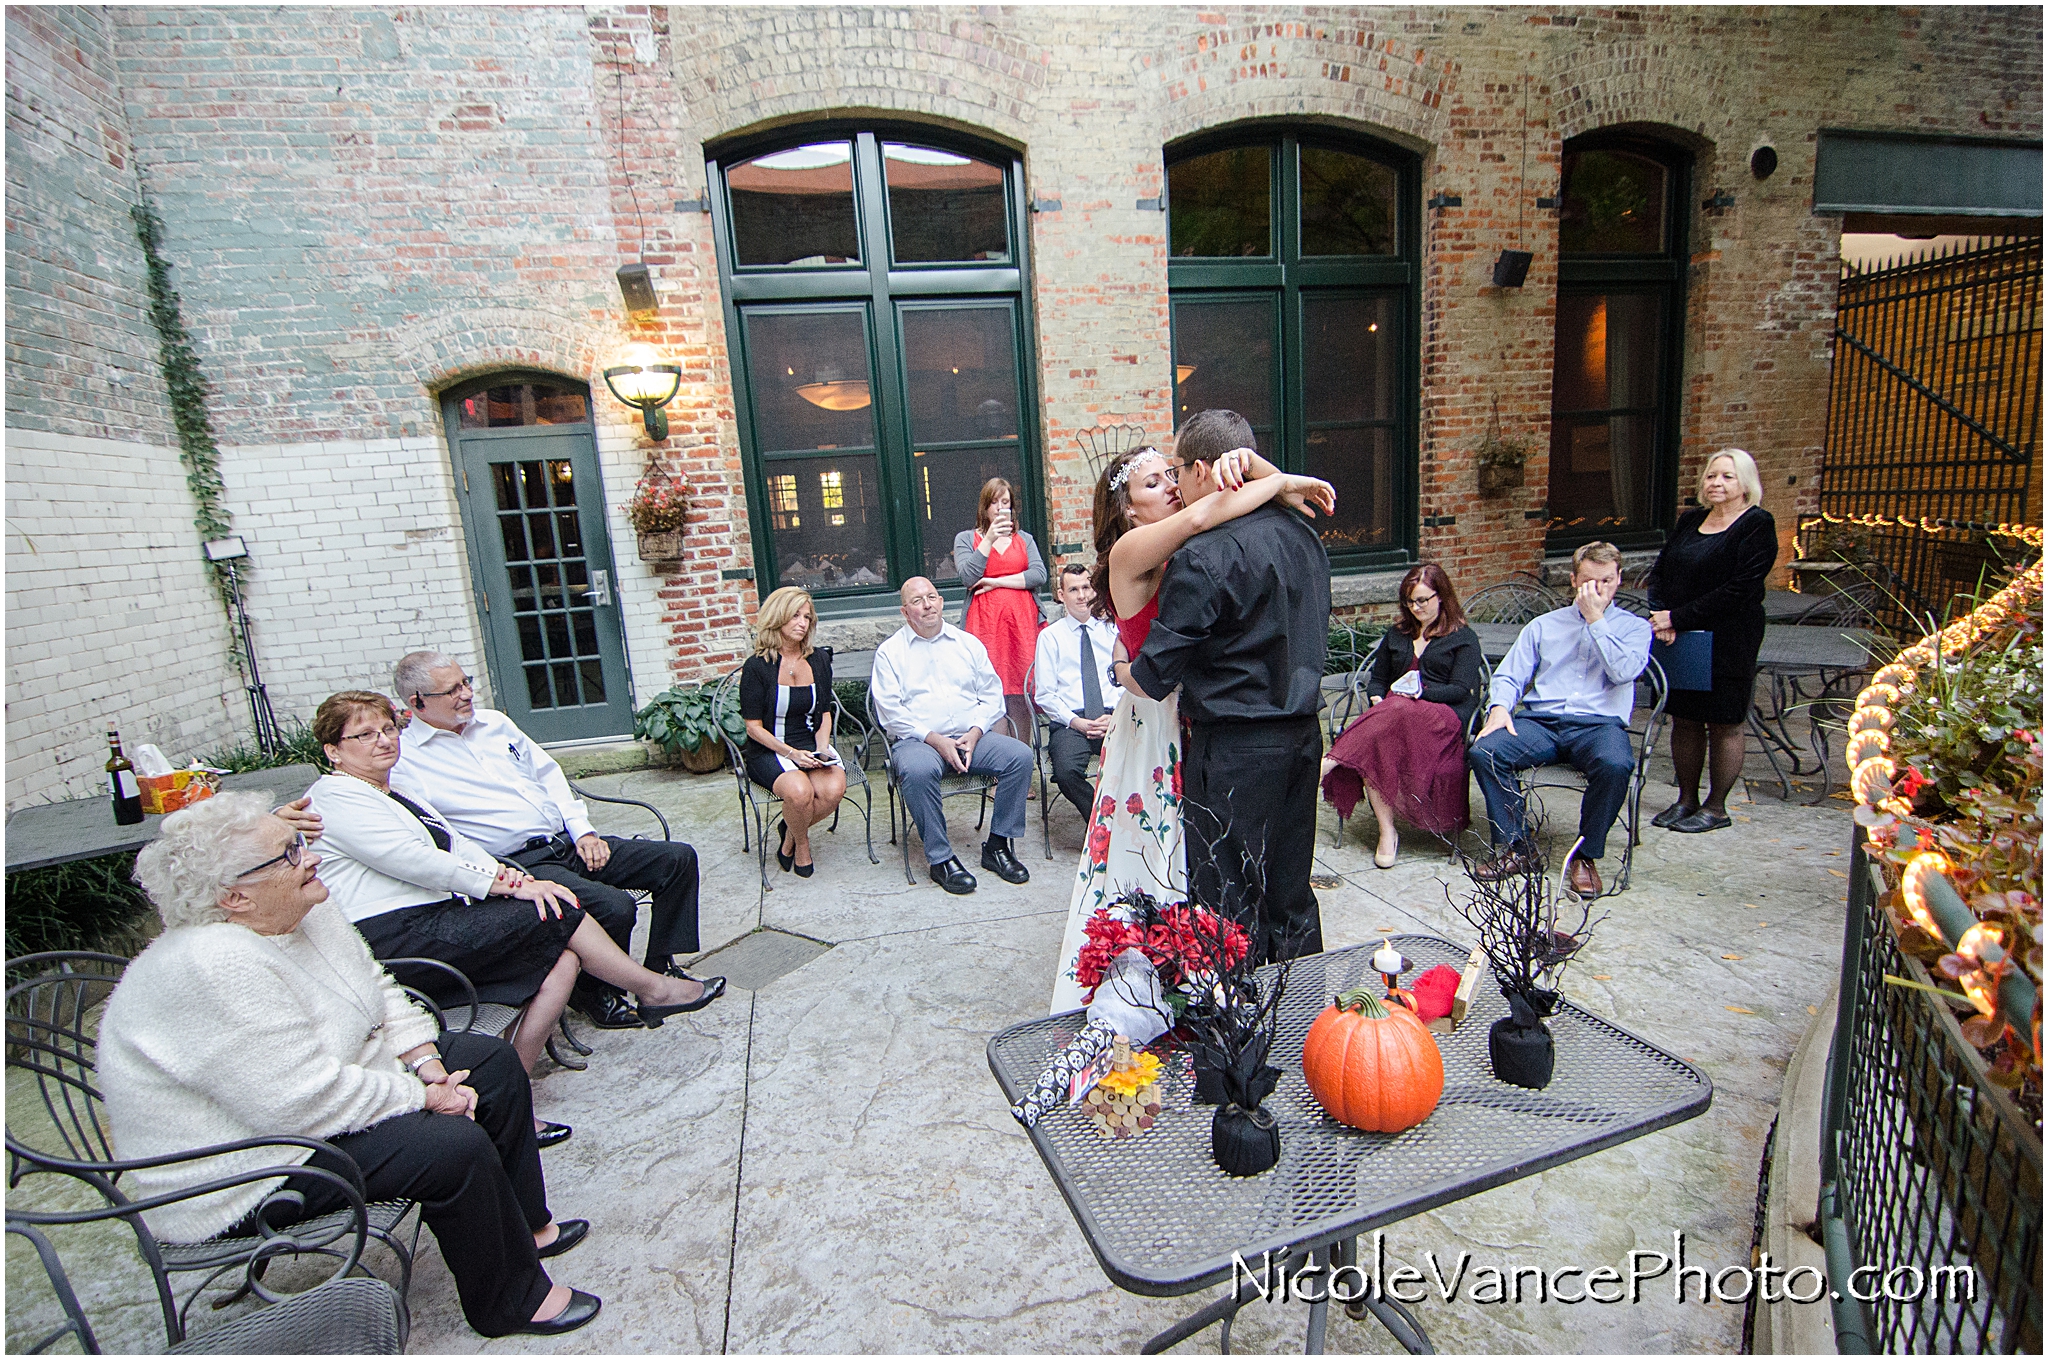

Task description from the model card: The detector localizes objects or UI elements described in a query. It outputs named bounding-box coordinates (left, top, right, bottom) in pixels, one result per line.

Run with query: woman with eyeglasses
left=102, top=791, right=603, bottom=1337
left=1319, top=563, right=1482, bottom=868
left=304, top=691, right=712, bottom=1085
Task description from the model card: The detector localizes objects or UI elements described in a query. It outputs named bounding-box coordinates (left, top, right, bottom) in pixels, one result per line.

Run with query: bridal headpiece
left=1107, top=447, right=1165, bottom=493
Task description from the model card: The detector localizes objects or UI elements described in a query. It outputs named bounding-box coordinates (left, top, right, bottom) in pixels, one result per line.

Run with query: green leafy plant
left=200, top=717, right=327, bottom=773
left=5, top=852, right=158, bottom=960
left=634, top=683, right=743, bottom=755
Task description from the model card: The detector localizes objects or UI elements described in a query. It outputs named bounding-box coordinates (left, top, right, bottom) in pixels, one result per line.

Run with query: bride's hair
left=1089, top=446, right=1160, bottom=621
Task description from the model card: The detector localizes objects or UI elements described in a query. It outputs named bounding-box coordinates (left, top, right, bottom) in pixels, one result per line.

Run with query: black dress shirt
left=1364, top=625, right=1484, bottom=732
left=1130, top=502, right=1331, bottom=723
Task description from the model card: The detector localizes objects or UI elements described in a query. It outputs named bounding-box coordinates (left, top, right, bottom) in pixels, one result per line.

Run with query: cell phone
left=810, top=747, right=842, bottom=765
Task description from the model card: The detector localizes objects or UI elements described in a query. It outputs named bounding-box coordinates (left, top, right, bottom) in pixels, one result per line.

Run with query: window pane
left=458, top=382, right=588, bottom=428
left=912, top=447, right=1024, bottom=584
left=1548, top=413, right=1657, bottom=534
left=743, top=310, right=876, bottom=454
left=1169, top=147, right=1271, bottom=258
left=1171, top=297, right=1277, bottom=428
left=1550, top=289, right=1664, bottom=536
left=728, top=142, right=862, bottom=267
left=1302, top=294, right=1395, bottom=424
left=1551, top=293, right=1664, bottom=413
left=1558, top=149, right=1668, bottom=255
left=765, top=453, right=889, bottom=592
left=885, top=144, right=1008, bottom=263
left=1304, top=426, right=1395, bottom=552
left=1299, top=147, right=1397, bottom=256
left=900, top=307, right=1020, bottom=445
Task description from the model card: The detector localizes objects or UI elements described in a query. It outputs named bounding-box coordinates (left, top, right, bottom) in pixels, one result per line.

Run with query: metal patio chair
left=1325, top=644, right=1494, bottom=855
left=866, top=687, right=1020, bottom=885
left=1022, top=658, right=1107, bottom=859
left=1463, top=579, right=1562, bottom=626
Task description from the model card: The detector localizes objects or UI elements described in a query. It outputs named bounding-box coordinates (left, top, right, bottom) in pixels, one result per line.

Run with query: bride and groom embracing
left=1048, top=409, right=1335, bottom=1013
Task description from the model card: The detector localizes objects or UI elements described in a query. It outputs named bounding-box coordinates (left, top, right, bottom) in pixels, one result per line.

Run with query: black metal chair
left=4, top=952, right=423, bottom=1338
left=712, top=660, right=878, bottom=894
left=864, top=687, right=1020, bottom=886
left=556, top=776, right=686, bottom=1066
left=1021, top=659, right=1105, bottom=859
left=1463, top=580, right=1562, bottom=626
left=1325, top=644, right=1495, bottom=855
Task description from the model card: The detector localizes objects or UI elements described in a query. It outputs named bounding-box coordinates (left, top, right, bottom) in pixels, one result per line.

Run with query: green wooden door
left=444, top=381, right=635, bottom=743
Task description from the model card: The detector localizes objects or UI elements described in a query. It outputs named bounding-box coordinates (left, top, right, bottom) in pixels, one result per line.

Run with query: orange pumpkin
left=1302, top=986, right=1445, bottom=1133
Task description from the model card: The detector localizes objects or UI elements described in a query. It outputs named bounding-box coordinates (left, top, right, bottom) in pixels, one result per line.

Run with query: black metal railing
left=1818, top=841, right=2042, bottom=1353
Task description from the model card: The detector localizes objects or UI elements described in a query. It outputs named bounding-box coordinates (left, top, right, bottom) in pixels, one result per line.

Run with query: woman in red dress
left=1320, top=563, right=1483, bottom=868
left=953, top=477, right=1047, bottom=741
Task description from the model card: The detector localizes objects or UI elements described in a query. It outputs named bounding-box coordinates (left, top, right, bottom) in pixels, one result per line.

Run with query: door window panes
left=1299, top=147, right=1398, bottom=256
left=458, top=382, right=588, bottom=428
left=728, top=142, right=861, bottom=267
left=900, top=306, right=1020, bottom=444
left=885, top=144, right=1008, bottom=264
left=765, top=454, right=889, bottom=592
left=1170, top=297, right=1278, bottom=437
left=1302, top=293, right=1397, bottom=550
left=1169, top=147, right=1272, bottom=258
left=489, top=458, right=607, bottom=710
left=741, top=310, right=876, bottom=454
left=1558, top=149, right=1668, bottom=254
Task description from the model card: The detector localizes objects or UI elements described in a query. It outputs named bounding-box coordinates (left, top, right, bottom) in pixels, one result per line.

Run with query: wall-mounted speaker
left=1491, top=250, right=1533, bottom=288
left=616, top=262, right=658, bottom=317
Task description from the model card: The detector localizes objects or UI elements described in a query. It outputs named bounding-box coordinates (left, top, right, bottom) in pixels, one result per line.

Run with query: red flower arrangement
left=1072, top=899, right=1251, bottom=1001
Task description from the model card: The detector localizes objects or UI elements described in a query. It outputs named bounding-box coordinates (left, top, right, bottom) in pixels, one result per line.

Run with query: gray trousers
left=890, top=732, right=1034, bottom=864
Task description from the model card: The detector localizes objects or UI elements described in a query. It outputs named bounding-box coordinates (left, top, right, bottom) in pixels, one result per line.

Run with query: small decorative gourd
left=1082, top=1034, right=1163, bottom=1139
left=1302, top=986, right=1445, bottom=1133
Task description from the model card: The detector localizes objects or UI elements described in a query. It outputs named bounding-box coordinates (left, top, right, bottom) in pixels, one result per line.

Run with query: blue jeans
left=1468, top=714, right=1635, bottom=860
left=890, top=732, right=1033, bottom=865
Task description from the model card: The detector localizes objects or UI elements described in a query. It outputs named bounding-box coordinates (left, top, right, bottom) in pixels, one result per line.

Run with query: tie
left=1079, top=624, right=1104, bottom=720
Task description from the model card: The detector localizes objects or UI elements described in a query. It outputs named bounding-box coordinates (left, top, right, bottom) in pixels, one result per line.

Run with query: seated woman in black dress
left=1646, top=447, right=1778, bottom=833
left=740, top=587, right=846, bottom=877
left=1319, top=564, right=1483, bottom=869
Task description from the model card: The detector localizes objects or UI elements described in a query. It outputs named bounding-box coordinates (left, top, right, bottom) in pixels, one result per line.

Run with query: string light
left=1796, top=509, right=2043, bottom=550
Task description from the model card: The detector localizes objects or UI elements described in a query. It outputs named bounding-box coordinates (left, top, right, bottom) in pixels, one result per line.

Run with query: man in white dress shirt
left=869, top=577, right=1035, bottom=895
left=389, top=651, right=710, bottom=1029
left=1032, top=564, right=1122, bottom=820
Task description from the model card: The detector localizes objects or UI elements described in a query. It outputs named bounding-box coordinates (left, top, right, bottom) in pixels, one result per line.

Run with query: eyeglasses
left=1406, top=592, right=1439, bottom=606
left=235, top=831, right=308, bottom=881
left=413, top=676, right=474, bottom=703
left=338, top=724, right=401, bottom=746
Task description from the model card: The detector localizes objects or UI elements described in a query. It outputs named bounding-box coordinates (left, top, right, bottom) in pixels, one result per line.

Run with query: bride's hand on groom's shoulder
left=1280, top=475, right=1336, bottom=519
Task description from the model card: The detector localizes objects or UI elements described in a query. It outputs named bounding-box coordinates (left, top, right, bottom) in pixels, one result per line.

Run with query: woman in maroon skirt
left=1320, top=564, right=1483, bottom=868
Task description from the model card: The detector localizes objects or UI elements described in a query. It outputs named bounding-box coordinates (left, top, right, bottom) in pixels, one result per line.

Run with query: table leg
left=1334, top=1236, right=1435, bottom=1355
left=1141, top=1283, right=1256, bottom=1355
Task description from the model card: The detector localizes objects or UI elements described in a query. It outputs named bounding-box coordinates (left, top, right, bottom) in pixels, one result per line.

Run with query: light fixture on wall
left=793, top=367, right=872, bottom=411
left=1175, top=363, right=1198, bottom=385
left=603, top=341, right=682, bottom=440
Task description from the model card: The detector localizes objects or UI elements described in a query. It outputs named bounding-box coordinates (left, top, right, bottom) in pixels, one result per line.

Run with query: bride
left=1048, top=443, right=1335, bottom=1012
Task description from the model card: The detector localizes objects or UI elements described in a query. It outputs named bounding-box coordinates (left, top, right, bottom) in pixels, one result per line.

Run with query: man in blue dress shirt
left=1468, top=542, right=1653, bottom=899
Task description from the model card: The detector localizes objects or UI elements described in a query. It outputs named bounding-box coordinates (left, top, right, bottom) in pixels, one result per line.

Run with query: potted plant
left=634, top=682, right=742, bottom=774
left=1475, top=396, right=1533, bottom=495
left=627, top=466, right=689, bottom=562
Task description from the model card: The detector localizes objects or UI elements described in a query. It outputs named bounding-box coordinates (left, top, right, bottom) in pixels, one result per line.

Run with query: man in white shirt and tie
left=1032, top=564, right=1121, bottom=820
left=389, top=651, right=719, bottom=1029
left=869, top=577, right=1035, bottom=895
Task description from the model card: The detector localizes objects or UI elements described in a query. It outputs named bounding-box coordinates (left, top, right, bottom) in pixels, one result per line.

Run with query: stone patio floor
left=6, top=745, right=1856, bottom=1354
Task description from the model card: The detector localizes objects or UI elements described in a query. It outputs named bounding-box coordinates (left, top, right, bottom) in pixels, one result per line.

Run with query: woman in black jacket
left=740, top=587, right=845, bottom=876
left=1320, top=564, right=1484, bottom=868
left=1646, top=448, right=1779, bottom=833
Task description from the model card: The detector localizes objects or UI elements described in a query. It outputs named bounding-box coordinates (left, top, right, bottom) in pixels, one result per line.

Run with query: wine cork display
left=1082, top=1034, right=1163, bottom=1140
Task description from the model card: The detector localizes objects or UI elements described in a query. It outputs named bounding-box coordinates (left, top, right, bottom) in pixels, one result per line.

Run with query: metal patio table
left=1749, top=625, right=1878, bottom=805
left=4, top=765, right=321, bottom=873
left=987, top=937, right=1712, bottom=1354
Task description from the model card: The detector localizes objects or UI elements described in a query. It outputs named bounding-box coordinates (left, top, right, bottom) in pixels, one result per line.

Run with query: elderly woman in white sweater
left=102, top=792, right=601, bottom=1338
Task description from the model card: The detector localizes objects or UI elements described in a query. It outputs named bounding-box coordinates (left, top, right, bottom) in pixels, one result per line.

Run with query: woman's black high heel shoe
left=774, top=818, right=794, bottom=872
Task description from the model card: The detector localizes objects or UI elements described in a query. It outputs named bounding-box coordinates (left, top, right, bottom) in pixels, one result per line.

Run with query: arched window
left=1547, top=133, right=1693, bottom=547
left=707, top=127, right=1038, bottom=601
left=1165, top=129, right=1420, bottom=568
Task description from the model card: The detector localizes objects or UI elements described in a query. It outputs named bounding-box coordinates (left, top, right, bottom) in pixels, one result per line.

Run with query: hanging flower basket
left=627, top=462, right=689, bottom=562
left=1475, top=396, right=1533, bottom=497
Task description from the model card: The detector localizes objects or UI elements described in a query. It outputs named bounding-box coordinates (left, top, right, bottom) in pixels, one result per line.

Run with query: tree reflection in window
left=1558, top=149, right=1667, bottom=255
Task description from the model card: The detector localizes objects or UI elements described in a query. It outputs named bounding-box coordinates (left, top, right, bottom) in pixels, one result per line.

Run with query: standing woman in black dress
left=1645, top=448, right=1779, bottom=833
left=740, top=587, right=845, bottom=876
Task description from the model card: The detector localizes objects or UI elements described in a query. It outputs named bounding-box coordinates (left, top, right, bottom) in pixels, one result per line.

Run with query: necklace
left=264, top=928, right=385, bottom=1048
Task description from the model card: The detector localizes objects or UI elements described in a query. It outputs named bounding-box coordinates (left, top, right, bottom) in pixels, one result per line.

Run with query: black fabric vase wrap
left=1202, top=1030, right=1283, bottom=1176
left=1488, top=985, right=1559, bottom=1090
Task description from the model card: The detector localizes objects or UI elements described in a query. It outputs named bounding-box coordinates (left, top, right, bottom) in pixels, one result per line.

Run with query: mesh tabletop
left=1756, top=625, right=1877, bottom=672
left=987, top=937, right=1711, bottom=1297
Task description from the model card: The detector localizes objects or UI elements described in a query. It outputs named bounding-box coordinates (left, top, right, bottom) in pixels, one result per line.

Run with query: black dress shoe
left=536, top=1218, right=588, bottom=1259
left=1650, top=802, right=1698, bottom=829
left=573, top=986, right=644, bottom=1030
left=536, top=1121, right=572, bottom=1150
left=638, top=975, right=726, bottom=1027
left=980, top=837, right=1030, bottom=885
left=774, top=819, right=794, bottom=872
left=514, top=1288, right=601, bottom=1335
left=929, top=856, right=978, bottom=895
left=1671, top=809, right=1734, bottom=834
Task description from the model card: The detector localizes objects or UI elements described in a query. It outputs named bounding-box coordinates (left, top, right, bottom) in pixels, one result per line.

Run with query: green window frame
left=707, top=126, right=1042, bottom=609
left=1165, top=129, right=1422, bottom=570
left=1546, top=132, right=1694, bottom=551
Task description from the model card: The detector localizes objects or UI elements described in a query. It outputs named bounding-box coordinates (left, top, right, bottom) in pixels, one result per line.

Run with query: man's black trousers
left=509, top=833, right=700, bottom=968
left=1182, top=715, right=1325, bottom=963
left=1045, top=724, right=1104, bottom=819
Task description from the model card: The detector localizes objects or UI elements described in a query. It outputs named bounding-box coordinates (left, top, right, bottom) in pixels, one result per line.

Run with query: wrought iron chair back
left=1462, top=580, right=1561, bottom=625
left=1075, top=424, right=1152, bottom=484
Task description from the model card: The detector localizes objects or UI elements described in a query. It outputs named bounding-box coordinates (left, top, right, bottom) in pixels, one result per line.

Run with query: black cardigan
left=1363, top=624, right=1484, bottom=732
left=1646, top=506, right=1778, bottom=678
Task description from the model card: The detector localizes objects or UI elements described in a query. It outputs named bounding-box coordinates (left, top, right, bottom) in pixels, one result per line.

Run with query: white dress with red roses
left=1049, top=599, right=1185, bottom=1013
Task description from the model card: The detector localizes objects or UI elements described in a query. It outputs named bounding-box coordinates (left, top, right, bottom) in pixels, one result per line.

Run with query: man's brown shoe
left=1470, top=844, right=1540, bottom=883
left=1566, top=857, right=1603, bottom=899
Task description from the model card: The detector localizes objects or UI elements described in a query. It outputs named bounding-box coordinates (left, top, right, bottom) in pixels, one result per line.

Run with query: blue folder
left=1651, top=630, right=1714, bottom=691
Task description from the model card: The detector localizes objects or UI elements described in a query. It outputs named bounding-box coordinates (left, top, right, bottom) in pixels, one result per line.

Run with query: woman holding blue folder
left=1645, top=448, right=1778, bottom=833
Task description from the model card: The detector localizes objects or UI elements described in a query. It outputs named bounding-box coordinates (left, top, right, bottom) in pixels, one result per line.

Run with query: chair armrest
left=379, top=956, right=478, bottom=1033
left=566, top=780, right=670, bottom=841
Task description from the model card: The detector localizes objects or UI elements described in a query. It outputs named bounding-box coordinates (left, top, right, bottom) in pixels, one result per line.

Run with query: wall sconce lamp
left=604, top=342, right=682, bottom=440
left=793, top=367, right=872, bottom=411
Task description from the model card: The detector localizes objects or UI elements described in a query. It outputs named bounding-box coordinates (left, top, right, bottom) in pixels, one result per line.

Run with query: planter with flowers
left=627, top=467, right=689, bottom=562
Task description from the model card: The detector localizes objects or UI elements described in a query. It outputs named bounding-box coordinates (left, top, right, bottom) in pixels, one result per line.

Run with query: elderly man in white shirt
left=1032, top=563, right=1122, bottom=820
left=870, top=577, right=1035, bottom=894
left=389, top=651, right=717, bottom=1030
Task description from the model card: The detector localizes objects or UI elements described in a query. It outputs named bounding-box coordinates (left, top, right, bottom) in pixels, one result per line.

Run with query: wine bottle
left=106, top=727, right=144, bottom=825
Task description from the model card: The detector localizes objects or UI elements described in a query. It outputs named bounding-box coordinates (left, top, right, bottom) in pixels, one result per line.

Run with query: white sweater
left=98, top=902, right=441, bottom=1243
left=304, top=773, right=500, bottom=923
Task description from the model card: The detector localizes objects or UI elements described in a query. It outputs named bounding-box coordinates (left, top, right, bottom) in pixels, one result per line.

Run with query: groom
left=1124, top=409, right=1331, bottom=962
